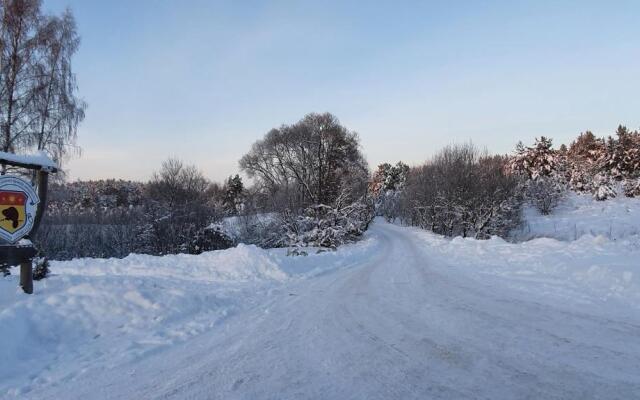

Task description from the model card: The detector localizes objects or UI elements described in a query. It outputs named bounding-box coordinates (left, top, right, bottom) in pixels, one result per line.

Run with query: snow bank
left=408, top=225, right=640, bottom=316
left=514, top=192, right=640, bottom=241
left=54, top=244, right=288, bottom=282
left=0, top=245, right=283, bottom=395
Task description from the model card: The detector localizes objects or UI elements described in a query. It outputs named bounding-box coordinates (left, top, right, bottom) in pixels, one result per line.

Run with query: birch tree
left=0, top=0, right=84, bottom=163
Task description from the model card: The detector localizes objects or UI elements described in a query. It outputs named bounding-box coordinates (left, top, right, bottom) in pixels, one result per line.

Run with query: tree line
left=371, top=125, right=640, bottom=240
left=35, top=112, right=373, bottom=259
left=34, top=120, right=640, bottom=260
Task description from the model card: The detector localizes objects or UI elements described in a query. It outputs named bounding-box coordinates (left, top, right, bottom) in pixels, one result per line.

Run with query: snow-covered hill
left=1, top=204, right=640, bottom=398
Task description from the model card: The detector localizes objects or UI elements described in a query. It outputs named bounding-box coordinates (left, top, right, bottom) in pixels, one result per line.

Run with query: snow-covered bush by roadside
left=593, top=174, right=617, bottom=201
left=181, top=223, right=235, bottom=254
left=222, top=213, right=287, bottom=249
left=623, top=178, right=640, bottom=198
left=523, top=175, right=567, bottom=214
left=402, top=144, right=522, bottom=239
left=32, top=257, right=50, bottom=281
left=283, top=197, right=374, bottom=253
left=508, top=136, right=568, bottom=215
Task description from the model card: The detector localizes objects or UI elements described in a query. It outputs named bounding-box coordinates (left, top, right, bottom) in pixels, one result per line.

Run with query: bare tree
left=240, top=112, right=369, bottom=211
left=148, top=158, right=210, bottom=207
left=0, top=0, right=84, bottom=163
left=0, top=0, right=41, bottom=153
left=30, top=9, right=85, bottom=162
left=402, top=143, right=522, bottom=239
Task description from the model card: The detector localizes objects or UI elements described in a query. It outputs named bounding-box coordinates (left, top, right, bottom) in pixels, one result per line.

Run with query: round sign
left=0, top=175, right=40, bottom=243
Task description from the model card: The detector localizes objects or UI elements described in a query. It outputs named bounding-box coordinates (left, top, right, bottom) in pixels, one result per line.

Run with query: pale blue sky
left=44, top=0, right=640, bottom=182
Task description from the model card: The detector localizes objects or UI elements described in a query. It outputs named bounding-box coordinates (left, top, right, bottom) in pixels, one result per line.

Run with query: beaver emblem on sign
left=0, top=176, right=39, bottom=243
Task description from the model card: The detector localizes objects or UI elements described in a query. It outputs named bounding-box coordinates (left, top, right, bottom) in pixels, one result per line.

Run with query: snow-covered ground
left=514, top=191, right=640, bottom=242
left=2, top=200, right=640, bottom=398
left=0, top=241, right=374, bottom=398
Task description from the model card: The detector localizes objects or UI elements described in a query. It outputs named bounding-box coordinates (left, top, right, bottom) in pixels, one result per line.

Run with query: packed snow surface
left=1, top=219, right=640, bottom=399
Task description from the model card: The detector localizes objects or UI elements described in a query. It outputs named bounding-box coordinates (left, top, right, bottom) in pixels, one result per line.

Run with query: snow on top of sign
left=0, top=150, right=57, bottom=170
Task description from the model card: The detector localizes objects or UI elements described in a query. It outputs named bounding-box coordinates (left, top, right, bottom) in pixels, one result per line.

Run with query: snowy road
left=18, top=222, right=640, bottom=399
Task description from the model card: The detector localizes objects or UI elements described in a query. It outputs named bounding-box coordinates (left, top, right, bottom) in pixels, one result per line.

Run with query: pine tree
left=222, top=175, right=244, bottom=215
left=509, top=136, right=561, bottom=180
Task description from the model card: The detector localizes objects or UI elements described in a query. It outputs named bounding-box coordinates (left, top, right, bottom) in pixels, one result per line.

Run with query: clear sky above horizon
left=43, top=0, right=640, bottom=182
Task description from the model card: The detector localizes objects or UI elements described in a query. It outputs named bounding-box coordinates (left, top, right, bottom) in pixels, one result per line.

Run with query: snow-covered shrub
left=593, top=175, right=617, bottom=201
left=182, top=224, right=234, bottom=254
left=623, top=179, right=640, bottom=198
left=594, top=184, right=617, bottom=201
left=508, top=136, right=568, bottom=215
left=567, top=164, right=596, bottom=193
left=524, top=175, right=567, bottom=215
left=403, top=145, right=523, bottom=239
left=32, top=257, right=50, bottom=281
left=284, top=197, right=374, bottom=253
left=224, top=212, right=287, bottom=249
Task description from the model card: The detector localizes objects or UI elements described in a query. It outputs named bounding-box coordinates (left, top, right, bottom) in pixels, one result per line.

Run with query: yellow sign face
left=0, top=191, right=27, bottom=233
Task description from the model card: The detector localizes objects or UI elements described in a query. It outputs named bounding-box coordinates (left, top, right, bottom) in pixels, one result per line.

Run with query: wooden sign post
left=0, top=152, right=57, bottom=294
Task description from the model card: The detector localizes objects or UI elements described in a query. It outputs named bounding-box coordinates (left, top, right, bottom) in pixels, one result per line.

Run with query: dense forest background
left=34, top=116, right=640, bottom=261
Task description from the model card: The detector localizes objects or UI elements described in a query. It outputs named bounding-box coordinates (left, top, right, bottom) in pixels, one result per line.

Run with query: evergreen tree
left=509, top=136, right=561, bottom=180
left=223, top=175, right=244, bottom=215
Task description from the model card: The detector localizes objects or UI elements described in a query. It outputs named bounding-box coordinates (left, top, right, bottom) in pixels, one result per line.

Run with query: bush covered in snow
left=182, top=224, right=235, bottom=254
left=32, top=257, right=50, bottom=280
left=623, top=178, right=640, bottom=198
left=507, top=137, right=568, bottom=214
left=523, top=175, right=566, bottom=215
left=400, top=143, right=522, bottom=239
left=283, top=197, right=374, bottom=253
